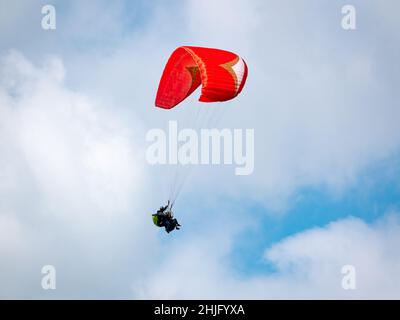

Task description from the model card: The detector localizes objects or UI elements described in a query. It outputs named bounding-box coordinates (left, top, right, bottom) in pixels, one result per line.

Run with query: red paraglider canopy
left=155, top=46, right=248, bottom=109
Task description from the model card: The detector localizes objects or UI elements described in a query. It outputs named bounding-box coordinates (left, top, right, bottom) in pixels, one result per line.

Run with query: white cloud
left=0, top=214, right=26, bottom=255
left=0, top=50, right=157, bottom=298
left=0, top=51, right=144, bottom=217
left=138, top=214, right=400, bottom=299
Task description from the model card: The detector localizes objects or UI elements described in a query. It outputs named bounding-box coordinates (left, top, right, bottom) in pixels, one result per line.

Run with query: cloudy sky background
left=0, top=0, right=400, bottom=299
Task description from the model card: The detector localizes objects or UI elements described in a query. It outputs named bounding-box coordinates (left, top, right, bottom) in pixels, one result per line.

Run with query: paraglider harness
left=152, top=201, right=181, bottom=233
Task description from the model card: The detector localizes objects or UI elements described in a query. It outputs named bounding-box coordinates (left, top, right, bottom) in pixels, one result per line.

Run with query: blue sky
left=0, top=0, right=400, bottom=299
left=231, top=154, right=400, bottom=276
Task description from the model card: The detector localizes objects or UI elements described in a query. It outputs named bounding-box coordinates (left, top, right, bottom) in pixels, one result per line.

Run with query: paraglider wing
left=155, top=46, right=248, bottom=109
